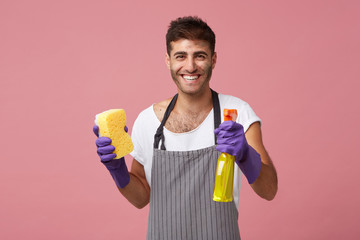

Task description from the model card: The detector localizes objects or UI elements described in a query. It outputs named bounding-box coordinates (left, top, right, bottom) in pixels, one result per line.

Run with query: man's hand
left=93, top=125, right=130, bottom=188
left=214, top=121, right=261, bottom=184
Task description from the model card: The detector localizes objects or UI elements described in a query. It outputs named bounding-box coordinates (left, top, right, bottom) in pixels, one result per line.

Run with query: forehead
left=169, top=39, right=211, bottom=55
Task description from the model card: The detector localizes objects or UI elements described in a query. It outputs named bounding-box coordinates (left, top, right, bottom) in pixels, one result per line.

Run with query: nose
left=184, top=57, right=197, bottom=73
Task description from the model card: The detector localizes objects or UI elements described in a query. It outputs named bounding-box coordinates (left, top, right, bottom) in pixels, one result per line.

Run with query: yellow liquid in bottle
left=213, top=152, right=235, bottom=202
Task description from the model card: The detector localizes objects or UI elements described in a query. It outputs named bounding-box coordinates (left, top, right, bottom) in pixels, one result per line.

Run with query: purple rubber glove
left=214, top=121, right=261, bottom=184
left=93, top=125, right=130, bottom=188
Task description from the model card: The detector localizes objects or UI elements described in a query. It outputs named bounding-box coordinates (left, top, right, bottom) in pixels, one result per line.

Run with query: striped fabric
left=147, top=146, right=241, bottom=240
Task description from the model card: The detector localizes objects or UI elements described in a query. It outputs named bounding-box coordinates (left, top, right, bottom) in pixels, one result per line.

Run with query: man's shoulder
left=218, top=93, right=249, bottom=107
left=153, top=98, right=173, bottom=122
left=134, top=97, right=172, bottom=125
left=133, top=104, right=158, bottom=132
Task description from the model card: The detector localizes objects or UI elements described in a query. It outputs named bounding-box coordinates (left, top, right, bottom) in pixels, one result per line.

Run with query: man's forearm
left=118, top=172, right=150, bottom=209
left=250, top=160, right=278, bottom=201
left=243, top=122, right=278, bottom=200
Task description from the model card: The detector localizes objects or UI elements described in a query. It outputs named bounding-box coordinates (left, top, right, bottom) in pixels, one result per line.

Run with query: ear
left=211, top=52, right=217, bottom=69
left=165, top=53, right=170, bottom=69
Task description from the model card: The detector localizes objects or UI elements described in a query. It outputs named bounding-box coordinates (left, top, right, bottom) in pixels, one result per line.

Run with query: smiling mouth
left=182, top=75, right=200, bottom=81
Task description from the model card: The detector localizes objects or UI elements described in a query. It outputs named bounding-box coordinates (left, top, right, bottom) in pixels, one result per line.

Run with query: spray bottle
left=213, top=109, right=238, bottom=202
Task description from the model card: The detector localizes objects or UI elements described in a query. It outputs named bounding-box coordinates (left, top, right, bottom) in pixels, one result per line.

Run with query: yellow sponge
left=95, top=109, right=133, bottom=159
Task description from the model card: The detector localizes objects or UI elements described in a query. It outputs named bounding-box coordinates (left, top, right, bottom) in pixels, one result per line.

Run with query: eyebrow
left=173, top=51, right=209, bottom=56
left=173, top=51, right=187, bottom=56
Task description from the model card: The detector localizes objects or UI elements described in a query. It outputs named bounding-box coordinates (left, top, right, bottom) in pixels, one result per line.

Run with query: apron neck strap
left=154, top=93, right=178, bottom=150
left=154, top=89, right=221, bottom=150
left=212, top=89, right=221, bottom=131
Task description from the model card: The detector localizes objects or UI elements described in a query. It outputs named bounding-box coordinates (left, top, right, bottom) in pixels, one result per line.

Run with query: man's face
left=166, top=39, right=217, bottom=96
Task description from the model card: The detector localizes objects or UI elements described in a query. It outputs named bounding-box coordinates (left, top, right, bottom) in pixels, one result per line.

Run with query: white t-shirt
left=130, top=93, right=261, bottom=210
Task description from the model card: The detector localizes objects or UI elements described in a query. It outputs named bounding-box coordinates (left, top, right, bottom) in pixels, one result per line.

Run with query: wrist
left=235, top=145, right=261, bottom=184
left=102, top=157, right=130, bottom=188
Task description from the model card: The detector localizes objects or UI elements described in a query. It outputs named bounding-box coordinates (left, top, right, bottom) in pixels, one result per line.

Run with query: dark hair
left=166, top=16, right=216, bottom=55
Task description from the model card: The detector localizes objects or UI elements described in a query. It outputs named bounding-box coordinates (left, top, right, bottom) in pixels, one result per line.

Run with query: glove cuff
left=236, top=145, right=261, bottom=184
left=102, top=157, right=130, bottom=188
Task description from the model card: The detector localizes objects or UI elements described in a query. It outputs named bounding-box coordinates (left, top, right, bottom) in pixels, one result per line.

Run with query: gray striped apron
left=147, top=89, right=241, bottom=240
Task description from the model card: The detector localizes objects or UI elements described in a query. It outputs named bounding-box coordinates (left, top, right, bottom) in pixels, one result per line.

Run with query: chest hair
left=164, top=111, right=210, bottom=133
left=154, top=99, right=212, bottom=133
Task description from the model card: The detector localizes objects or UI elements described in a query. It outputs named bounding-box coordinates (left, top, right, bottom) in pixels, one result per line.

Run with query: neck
left=175, top=88, right=213, bottom=115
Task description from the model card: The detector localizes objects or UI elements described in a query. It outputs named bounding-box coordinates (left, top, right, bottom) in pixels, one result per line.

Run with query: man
left=94, top=16, right=277, bottom=240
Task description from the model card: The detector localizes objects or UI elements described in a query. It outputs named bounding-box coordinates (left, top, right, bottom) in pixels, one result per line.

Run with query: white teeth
left=183, top=75, right=199, bottom=80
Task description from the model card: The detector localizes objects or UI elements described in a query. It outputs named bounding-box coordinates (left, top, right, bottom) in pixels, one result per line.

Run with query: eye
left=175, top=55, right=185, bottom=60
left=196, top=54, right=206, bottom=60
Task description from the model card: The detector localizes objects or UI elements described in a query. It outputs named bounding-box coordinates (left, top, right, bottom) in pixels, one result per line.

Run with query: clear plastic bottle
left=213, top=109, right=238, bottom=202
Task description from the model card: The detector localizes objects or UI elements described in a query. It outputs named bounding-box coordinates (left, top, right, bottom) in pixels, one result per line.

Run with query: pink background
left=1, top=0, right=359, bottom=239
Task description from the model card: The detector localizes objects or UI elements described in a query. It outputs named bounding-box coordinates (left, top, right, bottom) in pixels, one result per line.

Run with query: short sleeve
left=130, top=113, right=146, bottom=165
left=218, top=94, right=262, bottom=133
left=238, top=102, right=262, bottom=133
